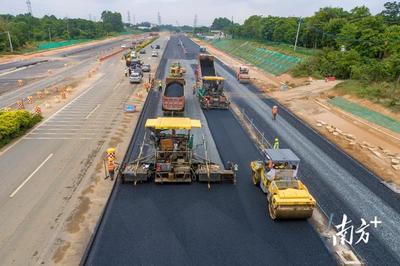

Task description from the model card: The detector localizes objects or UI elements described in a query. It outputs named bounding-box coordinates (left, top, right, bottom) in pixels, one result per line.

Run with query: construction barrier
left=16, top=100, right=25, bottom=110
left=34, top=106, right=42, bottom=115
left=106, top=148, right=116, bottom=162
left=27, top=96, right=33, bottom=104
left=99, top=48, right=125, bottom=62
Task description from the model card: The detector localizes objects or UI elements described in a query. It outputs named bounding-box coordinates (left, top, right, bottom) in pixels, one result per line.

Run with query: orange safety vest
left=107, top=162, right=115, bottom=171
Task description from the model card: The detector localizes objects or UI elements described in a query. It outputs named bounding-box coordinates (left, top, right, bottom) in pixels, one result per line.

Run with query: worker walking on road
left=273, top=138, right=280, bottom=149
left=192, top=84, right=197, bottom=95
left=272, top=105, right=278, bottom=120
left=158, top=80, right=163, bottom=92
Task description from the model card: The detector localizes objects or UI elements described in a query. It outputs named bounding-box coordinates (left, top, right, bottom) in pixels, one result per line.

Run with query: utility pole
left=294, top=17, right=301, bottom=51
left=65, top=17, right=70, bottom=39
left=48, top=27, right=52, bottom=42
left=7, top=31, right=13, bottom=52
left=127, top=11, right=131, bottom=25
left=26, top=0, right=32, bottom=15
left=193, top=14, right=197, bottom=33
left=157, top=11, right=161, bottom=26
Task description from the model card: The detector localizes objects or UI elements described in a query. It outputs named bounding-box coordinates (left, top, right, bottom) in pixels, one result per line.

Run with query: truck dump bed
left=199, top=54, right=216, bottom=77
left=162, top=77, right=185, bottom=115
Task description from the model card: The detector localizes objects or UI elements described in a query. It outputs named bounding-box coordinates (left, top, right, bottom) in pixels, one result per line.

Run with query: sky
left=0, top=0, right=390, bottom=26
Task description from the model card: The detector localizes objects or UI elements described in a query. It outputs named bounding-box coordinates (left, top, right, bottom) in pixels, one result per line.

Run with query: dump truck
left=250, top=149, right=316, bottom=220
left=122, top=117, right=236, bottom=185
left=162, top=77, right=185, bottom=116
left=196, top=54, right=230, bottom=109
left=237, top=66, right=250, bottom=83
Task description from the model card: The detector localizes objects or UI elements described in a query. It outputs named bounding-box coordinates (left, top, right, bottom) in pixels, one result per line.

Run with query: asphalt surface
left=0, top=36, right=130, bottom=98
left=180, top=36, right=400, bottom=265
left=83, top=34, right=334, bottom=266
left=0, top=36, right=167, bottom=265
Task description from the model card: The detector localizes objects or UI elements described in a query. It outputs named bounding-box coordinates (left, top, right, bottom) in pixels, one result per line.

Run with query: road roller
left=250, top=148, right=316, bottom=220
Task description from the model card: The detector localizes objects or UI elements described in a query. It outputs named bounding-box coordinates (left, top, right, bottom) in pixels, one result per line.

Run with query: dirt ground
left=193, top=38, right=400, bottom=189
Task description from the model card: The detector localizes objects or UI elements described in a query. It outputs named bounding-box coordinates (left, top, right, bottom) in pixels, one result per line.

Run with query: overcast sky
left=0, top=0, right=389, bottom=25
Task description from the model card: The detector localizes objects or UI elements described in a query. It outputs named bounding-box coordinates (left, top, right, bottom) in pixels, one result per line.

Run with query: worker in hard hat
left=272, top=105, right=278, bottom=120
left=273, top=138, right=279, bottom=149
left=158, top=80, right=163, bottom=92
left=192, top=84, right=197, bottom=95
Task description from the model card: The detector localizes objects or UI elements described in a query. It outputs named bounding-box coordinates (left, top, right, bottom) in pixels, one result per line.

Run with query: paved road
left=84, top=34, right=334, bottom=266
left=179, top=36, right=400, bottom=265
left=0, top=35, right=134, bottom=99
left=0, top=36, right=168, bottom=265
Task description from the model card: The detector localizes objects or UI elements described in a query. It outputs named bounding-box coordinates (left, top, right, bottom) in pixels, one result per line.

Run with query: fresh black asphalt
left=83, top=35, right=335, bottom=266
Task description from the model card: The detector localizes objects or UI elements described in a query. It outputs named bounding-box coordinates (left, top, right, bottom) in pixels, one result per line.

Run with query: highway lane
left=0, top=36, right=168, bottom=265
left=179, top=35, right=400, bottom=264
left=0, top=35, right=134, bottom=98
left=84, top=34, right=334, bottom=266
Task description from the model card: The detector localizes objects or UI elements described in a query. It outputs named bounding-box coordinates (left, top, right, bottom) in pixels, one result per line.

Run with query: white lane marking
left=85, top=104, right=101, bottom=119
left=24, top=137, right=91, bottom=140
left=112, top=80, right=123, bottom=90
left=28, top=132, right=95, bottom=135
left=0, top=65, right=28, bottom=77
left=33, top=128, right=99, bottom=131
left=9, top=153, right=54, bottom=198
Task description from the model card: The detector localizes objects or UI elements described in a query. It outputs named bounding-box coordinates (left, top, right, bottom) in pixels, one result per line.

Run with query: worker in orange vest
left=107, top=160, right=116, bottom=180
left=272, top=105, right=278, bottom=120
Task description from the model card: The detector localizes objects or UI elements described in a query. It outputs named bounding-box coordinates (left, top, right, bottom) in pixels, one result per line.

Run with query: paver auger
left=250, top=149, right=316, bottom=220
left=122, top=117, right=236, bottom=185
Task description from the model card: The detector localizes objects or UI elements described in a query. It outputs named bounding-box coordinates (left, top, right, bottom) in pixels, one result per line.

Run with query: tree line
left=211, top=2, right=400, bottom=82
left=0, top=11, right=124, bottom=52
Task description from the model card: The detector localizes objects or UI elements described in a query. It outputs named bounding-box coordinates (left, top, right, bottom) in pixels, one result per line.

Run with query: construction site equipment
left=121, top=117, right=236, bottom=184
left=198, top=76, right=230, bottom=109
left=162, top=77, right=185, bottom=116
left=197, top=54, right=230, bottom=109
left=250, top=149, right=316, bottom=220
left=169, top=62, right=186, bottom=77
left=237, top=66, right=250, bottom=83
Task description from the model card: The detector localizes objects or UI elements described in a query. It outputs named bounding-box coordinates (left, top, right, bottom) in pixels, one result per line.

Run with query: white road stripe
left=85, top=104, right=101, bottom=119
left=27, top=132, right=95, bottom=135
left=9, top=153, right=54, bottom=198
left=24, top=137, right=91, bottom=140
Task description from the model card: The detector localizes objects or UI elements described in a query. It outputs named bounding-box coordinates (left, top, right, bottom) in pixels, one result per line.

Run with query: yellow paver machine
left=122, top=117, right=236, bottom=185
left=250, top=148, right=316, bottom=220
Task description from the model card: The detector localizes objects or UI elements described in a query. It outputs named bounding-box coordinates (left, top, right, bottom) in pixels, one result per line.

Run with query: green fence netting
left=212, top=39, right=301, bottom=76
left=329, top=96, right=400, bottom=133
left=37, top=39, right=90, bottom=50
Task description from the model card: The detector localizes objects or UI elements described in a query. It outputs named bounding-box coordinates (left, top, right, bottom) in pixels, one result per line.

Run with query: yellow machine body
left=250, top=149, right=316, bottom=220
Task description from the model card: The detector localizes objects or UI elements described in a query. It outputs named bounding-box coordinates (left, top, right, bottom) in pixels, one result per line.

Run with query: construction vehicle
left=196, top=54, right=230, bottom=109
left=122, top=117, right=236, bottom=184
left=250, top=148, right=316, bottom=220
left=169, top=62, right=186, bottom=77
left=197, top=76, right=230, bottom=109
left=237, top=66, right=250, bottom=83
left=162, top=77, right=185, bottom=116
